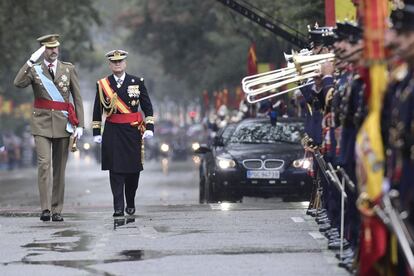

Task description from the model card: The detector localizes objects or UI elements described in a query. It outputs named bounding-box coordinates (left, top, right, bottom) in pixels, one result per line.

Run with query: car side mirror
left=213, top=136, right=224, bottom=147
left=194, top=144, right=211, bottom=154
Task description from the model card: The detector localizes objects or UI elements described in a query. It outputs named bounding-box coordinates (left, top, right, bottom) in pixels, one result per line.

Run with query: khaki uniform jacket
left=14, top=61, right=84, bottom=138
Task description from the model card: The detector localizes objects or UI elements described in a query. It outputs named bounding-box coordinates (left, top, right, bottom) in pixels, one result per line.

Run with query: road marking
left=291, top=217, right=305, bottom=223
left=308, top=231, right=325, bottom=239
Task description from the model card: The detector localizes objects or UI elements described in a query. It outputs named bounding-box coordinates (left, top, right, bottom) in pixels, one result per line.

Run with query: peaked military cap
left=37, top=34, right=60, bottom=48
left=105, top=50, right=128, bottom=61
left=334, top=21, right=362, bottom=43
left=334, top=22, right=348, bottom=41
left=391, top=0, right=414, bottom=32
left=344, top=21, right=363, bottom=43
left=308, top=23, right=335, bottom=48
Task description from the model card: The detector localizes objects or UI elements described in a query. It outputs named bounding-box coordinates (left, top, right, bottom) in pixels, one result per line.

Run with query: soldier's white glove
left=93, top=135, right=102, bottom=144
left=27, top=46, right=46, bottom=66
left=142, top=130, right=154, bottom=139
left=73, top=127, right=84, bottom=139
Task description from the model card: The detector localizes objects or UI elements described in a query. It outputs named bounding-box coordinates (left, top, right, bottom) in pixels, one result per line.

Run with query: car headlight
left=216, top=157, right=236, bottom=169
left=293, top=157, right=312, bottom=169
left=160, top=143, right=169, bottom=152
left=192, top=142, right=200, bottom=151
left=83, top=143, right=90, bottom=151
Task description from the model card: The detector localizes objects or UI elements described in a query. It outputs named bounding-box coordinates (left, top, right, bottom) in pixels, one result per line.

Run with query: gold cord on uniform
left=98, top=84, right=118, bottom=116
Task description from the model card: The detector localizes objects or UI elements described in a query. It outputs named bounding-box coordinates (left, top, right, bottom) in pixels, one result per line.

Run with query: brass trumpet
left=243, top=53, right=335, bottom=103
left=242, top=49, right=311, bottom=93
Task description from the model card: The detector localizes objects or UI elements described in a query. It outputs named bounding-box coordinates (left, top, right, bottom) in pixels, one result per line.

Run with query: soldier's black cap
left=391, top=0, right=414, bottom=32
left=334, top=22, right=348, bottom=41
left=334, top=21, right=362, bottom=44
left=308, top=23, right=335, bottom=49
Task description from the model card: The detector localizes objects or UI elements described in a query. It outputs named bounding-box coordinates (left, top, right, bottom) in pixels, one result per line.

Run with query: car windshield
left=220, top=124, right=237, bottom=144
left=229, top=121, right=303, bottom=144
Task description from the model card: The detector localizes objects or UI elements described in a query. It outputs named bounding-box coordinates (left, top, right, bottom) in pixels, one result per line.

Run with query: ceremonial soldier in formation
left=332, top=22, right=365, bottom=267
left=301, top=25, right=333, bottom=220
left=14, top=34, right=84, bottom=222
left=384, top=0, right=414, bottom=229
left=92, top=50, right=154, bottom=217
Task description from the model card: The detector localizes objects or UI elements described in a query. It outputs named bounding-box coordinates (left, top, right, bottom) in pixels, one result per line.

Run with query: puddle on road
left=22, top=229, right=94, bottom=253
left=120, top=249, right=144, bottom=260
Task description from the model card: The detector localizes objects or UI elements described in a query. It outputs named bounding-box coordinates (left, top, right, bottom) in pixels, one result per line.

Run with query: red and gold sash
left=98, top=77, right=131, bottom=114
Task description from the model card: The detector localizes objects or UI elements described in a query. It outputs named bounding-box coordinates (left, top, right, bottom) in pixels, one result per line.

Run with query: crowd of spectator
left=0, top=127, right=36, bottom=171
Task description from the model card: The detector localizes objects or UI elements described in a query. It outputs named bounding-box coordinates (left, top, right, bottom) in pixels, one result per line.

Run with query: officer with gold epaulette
left=92, top=50, right=154, bottom=217
left=14, top=34, right=85, bottom=222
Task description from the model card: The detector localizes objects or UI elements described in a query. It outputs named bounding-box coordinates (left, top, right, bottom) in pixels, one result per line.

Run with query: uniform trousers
left=34, top=135, right=69, bottom=213
left=109, top=171, right=140, bottom=211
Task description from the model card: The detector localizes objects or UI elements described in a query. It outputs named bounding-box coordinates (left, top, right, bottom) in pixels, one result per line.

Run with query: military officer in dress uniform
left=92, top=50, right=154, bottom=217
left=14, top=34, right=84, bottom=222
left=385, top=1, right=414, bottom=226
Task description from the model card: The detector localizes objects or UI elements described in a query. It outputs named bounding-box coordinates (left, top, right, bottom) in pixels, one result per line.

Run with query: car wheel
left=206, top=181, right=219, bottom=203
left=199, top=176, right=206, bottom=204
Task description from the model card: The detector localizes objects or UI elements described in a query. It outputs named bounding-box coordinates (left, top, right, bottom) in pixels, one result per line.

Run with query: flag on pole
left=247, top=43, right=258, bottom=76
left=356, top=0, right=389, bottom=275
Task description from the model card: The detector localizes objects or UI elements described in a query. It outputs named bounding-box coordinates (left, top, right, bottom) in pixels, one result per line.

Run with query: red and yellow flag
left=247, top=43, right=258, bottom=76
left=355, top=0, right=389, bottom=275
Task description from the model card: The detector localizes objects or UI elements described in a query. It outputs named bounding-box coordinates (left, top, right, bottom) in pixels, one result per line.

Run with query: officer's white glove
left=73, top=127, right=84, bottom=139
left=27, top=46, right=46, bottom=66
left=142, top=130, right=154, bottom=139
left=93, top=135, right=102, bottom=144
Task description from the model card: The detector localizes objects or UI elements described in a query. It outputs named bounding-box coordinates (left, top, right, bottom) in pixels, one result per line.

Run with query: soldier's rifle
left=313, top=149, right=347, bottom=199
left=337, top=167, right=356, bottom=193
left=374, top=190, right=414, bottom=272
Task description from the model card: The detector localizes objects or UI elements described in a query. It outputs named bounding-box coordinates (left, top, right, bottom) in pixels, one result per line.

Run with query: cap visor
left=44, top=41, right=60, bottom=48
left=108, top=56, right=126, bottom=61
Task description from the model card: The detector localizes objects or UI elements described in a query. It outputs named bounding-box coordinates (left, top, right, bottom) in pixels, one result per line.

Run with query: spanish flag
left=355, top=0, right=389, bottom=275
left=247, top=43, right=258, bottom=76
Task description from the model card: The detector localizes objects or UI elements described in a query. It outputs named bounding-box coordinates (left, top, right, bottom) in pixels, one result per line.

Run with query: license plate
left=246, top=170, right=280, bottom=179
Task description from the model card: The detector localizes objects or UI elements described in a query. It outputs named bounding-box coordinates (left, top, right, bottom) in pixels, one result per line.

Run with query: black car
left=196, top=117, right=312, bottom=203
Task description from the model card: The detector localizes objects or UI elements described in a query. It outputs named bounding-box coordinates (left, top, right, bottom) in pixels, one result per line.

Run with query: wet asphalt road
left=0, top=154, right=349, bottom=275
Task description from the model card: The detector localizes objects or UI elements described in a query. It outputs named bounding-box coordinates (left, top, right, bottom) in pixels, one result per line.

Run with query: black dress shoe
left=306, top=208, right=317, bottom=216
left=52, top=213, right=64, bottom=222
left=336, top=248, right=354, bottom=259
left=40, top=209, right=51, bottom=221
left=319, top=223, right=331, bottom=232
left=113, top=210, right=124, bottom=217
left=317, top=218, right=331, bottom=225
left=125, top=207, right=135, bottom=215
left=328, top=240, right=350, bottom=250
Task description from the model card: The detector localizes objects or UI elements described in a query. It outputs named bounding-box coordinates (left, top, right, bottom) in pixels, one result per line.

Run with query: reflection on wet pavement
left=113, top=218, right=135, bottom=230
left=22, top=229, right=93, bottom=253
